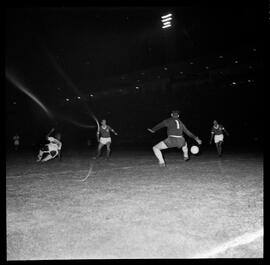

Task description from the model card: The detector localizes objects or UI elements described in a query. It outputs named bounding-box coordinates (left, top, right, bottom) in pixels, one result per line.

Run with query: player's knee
left=153, top=146, right=159, bottom=152
left=182, top=144, right=188, bottom=152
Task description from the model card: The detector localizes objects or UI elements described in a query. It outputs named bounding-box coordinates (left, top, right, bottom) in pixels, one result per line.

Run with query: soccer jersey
left=99, top=125, right=113, bottom=138
left=47, top=136, right=62, bottom=150
left=151, top=118, right=197, bottom=139
left=211, top=124, right=225, bottom=135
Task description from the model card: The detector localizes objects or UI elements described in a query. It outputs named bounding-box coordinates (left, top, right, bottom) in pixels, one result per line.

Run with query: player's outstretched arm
left=183, top=124, right=202, bottom=144
left=148, top=120, right=166, bottom=133
left=111, top=128, right=118, bottom=135
left=195, top=137, right=202, bottom=145
left=224, top=128, right=229, bottom=136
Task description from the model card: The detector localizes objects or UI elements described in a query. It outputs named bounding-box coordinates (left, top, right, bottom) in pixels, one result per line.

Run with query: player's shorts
left=41, top=143, right=59, bottom=152
left=163, top=136, right=186, bottom=148
left=214, top=134, right=224, bottom=143
left=41, top=145, right=50, bottom=152
left=100, top=137, right=112, bottom=145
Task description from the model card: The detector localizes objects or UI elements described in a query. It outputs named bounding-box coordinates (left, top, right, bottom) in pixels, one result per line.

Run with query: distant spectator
left=13, top=133, right=20, bottom=151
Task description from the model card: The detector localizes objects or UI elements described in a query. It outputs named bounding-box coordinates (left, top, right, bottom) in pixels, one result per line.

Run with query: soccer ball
left=190, top=145, right=199, bottom=155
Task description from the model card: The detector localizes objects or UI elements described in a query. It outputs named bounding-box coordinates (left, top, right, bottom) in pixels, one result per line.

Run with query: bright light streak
left=44, top=46, right=99, bottom=129
left=46, top=49, right=84, bottom=100
left=57, top=113, right=96, bottom=129
left=163, top=21, right=171, bottom=25
left=162, top=24, right=171, bottom=29
left=6, top=70, right=53, bottom=119
left=162, top=17, right=172, bottom=22
left=161, top=14, right=172, bottom=19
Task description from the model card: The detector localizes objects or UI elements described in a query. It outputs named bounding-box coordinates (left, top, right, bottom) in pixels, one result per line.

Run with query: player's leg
left=215, top=142, right=219, bottom=156
left=182, top=142, right=189, bottom=161
left=41, top=150, right=58, bottom=162
left=105, top=142, right=111, bottom=158
left=214, top=135, right=220, bottom=156
left=152, top=141, right=168, bottom=166
left=37, top=145, right=49, bottom=161
left=215, top=142, right=221, bottom=156
left=95, top=142, right=104, bottom=158
left=218, top=142, right=223, bottom=157
left=41, top=153, right=53, bottom=162
left=37, top=150, right=43, bottom=161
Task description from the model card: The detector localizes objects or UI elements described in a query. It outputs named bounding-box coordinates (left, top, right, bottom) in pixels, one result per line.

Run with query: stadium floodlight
left=161, top=13, right=172, bottom=29
left=161, top=13, right=172, bottom=19
left=163, top=21, right=171, bottom=25
left=162, top=17, right=172, bottom=23
left=162, top=24, right=171, bottom=29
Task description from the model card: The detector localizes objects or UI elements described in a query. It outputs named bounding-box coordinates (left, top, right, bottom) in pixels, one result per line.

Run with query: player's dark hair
left=171, top=110, right=179, bottom=115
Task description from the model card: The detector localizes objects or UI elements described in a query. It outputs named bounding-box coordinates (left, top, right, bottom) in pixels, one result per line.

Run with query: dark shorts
left=50, top=150, right=57, bottom=157
left=163, top=136, right=186, bottom=148
left=41, top=145, right=49, bottom=152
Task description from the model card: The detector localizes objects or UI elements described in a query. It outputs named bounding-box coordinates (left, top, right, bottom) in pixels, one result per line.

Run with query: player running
left=94, top=119, right=118, bottom=159
left=36, top=129, right=62, bottom=162
left=209, top=120, right=229, bottom=157
left=148, top=110, right=202, bottom=167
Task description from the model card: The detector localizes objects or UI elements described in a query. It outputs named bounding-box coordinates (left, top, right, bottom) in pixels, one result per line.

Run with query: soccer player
left=209, top=120, right=229, bottom=157
left=13, top=133, right=20, bottom=151
left=148, top=110, right=202, bottom=167
left=94, top=119, right=118, bottom=159
left=36, top=131, right=62, bottom=162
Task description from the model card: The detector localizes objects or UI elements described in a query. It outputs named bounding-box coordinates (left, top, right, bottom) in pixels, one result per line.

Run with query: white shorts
left=214, top=134, right=224, bottom=143
left=100, top=137, right=111, bottom=145
left=47, top=143, right=61, bottom=152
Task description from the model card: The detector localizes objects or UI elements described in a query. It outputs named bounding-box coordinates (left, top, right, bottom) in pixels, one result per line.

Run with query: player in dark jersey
left=210, top=120, right=229, bottom=157
left=94, top=119, right=118, bottom=159
left=148, top=110, right=202, bottom=167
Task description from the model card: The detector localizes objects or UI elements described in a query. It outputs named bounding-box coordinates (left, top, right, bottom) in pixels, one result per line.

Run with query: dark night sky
left=5, top=5, right=265, bottom=149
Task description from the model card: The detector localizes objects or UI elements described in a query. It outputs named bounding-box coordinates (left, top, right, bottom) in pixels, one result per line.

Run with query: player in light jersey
left=94, top=119, right=118, bottom=159
left=210, top=120, right=229, bottom=157
left=36, top=132, right=62, bottom=162
left=148, top=110, right=202, bottom=167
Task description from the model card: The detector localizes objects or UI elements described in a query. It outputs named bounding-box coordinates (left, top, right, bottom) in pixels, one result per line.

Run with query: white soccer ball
left=190, top=145, right=199, bottom=155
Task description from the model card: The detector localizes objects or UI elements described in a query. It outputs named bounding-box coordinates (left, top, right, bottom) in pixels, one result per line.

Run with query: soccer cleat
left=184, top=156, right=190, bottom=161
left=159, top=162, right=166, bottom=168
